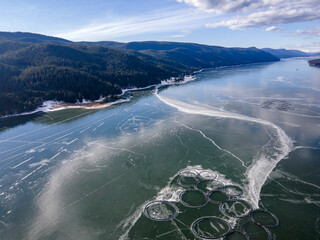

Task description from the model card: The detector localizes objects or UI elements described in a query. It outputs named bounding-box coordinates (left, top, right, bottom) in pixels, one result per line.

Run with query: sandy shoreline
left=49, top=75, right=195, bottom=111
left=48, top=98, right=131, bottom=112
left=0, top=75, right=195, bottom=119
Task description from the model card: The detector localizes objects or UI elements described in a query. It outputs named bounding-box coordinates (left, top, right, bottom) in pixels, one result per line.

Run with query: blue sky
left=1, top=0, right=319, bottom=52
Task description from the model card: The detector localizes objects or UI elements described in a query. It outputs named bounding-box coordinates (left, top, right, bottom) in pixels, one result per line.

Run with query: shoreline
left=48, top=98, right=132, bottom=112
left=49, top=75, right=196, bottom=111
left=0, top=59, right=290, bottom=120
left=0, top=75, right=195, bottom=120
left=1, top=59, right=286, bottom=120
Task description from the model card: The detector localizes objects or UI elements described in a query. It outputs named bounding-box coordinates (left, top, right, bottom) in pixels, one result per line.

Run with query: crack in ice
left=174, top=120, right=247, bottom=168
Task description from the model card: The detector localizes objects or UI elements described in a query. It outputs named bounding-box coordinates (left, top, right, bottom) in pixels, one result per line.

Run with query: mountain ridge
left=0, top=31, right=72, bottom=44
left=262, top=48, right=320, bottom=58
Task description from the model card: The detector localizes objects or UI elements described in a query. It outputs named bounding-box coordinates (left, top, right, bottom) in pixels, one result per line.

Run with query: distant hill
left=0, top=31, right=71, bottom=45
left=0, top=32, right=281, bottom=117
left=262, top=48, right=319, bottom=59
left=80, top=41, right=280, bottom=69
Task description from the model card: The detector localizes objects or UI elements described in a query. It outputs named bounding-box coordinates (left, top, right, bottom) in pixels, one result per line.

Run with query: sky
left=1, top=0, right=320, bottom=52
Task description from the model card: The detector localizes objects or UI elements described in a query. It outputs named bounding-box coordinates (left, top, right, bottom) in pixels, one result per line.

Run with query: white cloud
left=167, top=30, right=190, bottom=38
left=290, top=26, right=320, bottom=37
left=168, top=34, right=187, bottom=38
left=57, top=9, right=209, bottom=41
left=284, top=42, right=320, bottom=52
left=207, top=6, right=320, bottom=30
left=265, top=26, right=284, bottom=31
left=177, top=0, right=264, bottom=13
left=178, top=0, right=320, bottom=30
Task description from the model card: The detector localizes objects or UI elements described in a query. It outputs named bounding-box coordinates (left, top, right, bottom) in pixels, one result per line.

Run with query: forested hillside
left=0, top=31, right=71, bottom=44
left=0, top=32, right=281, bottom=117
left=80, top=41, right=280, bottom=69
left=0, top=39, right=189, bottom=116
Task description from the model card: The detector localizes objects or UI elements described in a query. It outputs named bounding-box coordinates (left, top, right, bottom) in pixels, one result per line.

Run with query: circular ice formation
left=143, top=200, right=179, bottom=221
left=207, top=190, right=230, bottom=204
left=198, top=170, right=217, bottom=180
left=242, top=222, right=272, bottom=240
left=191, top=216, right=231, bottom=239
left=177, top=176, right=199, bottom=188
left=220, top=199, right=252, bottom=218
left=250, top=209, right=279, bottom=228
left=178, top=169, right=198, bottom=178
left=179, top=189, right=208, bottom=208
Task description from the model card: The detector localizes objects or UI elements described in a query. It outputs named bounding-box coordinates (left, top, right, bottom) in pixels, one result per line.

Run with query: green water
left=0, top=59, right=319, bottom=239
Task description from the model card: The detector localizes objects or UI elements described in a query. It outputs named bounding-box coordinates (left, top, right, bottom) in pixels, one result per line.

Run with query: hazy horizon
left=1, top=0, right=320, bottom=52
